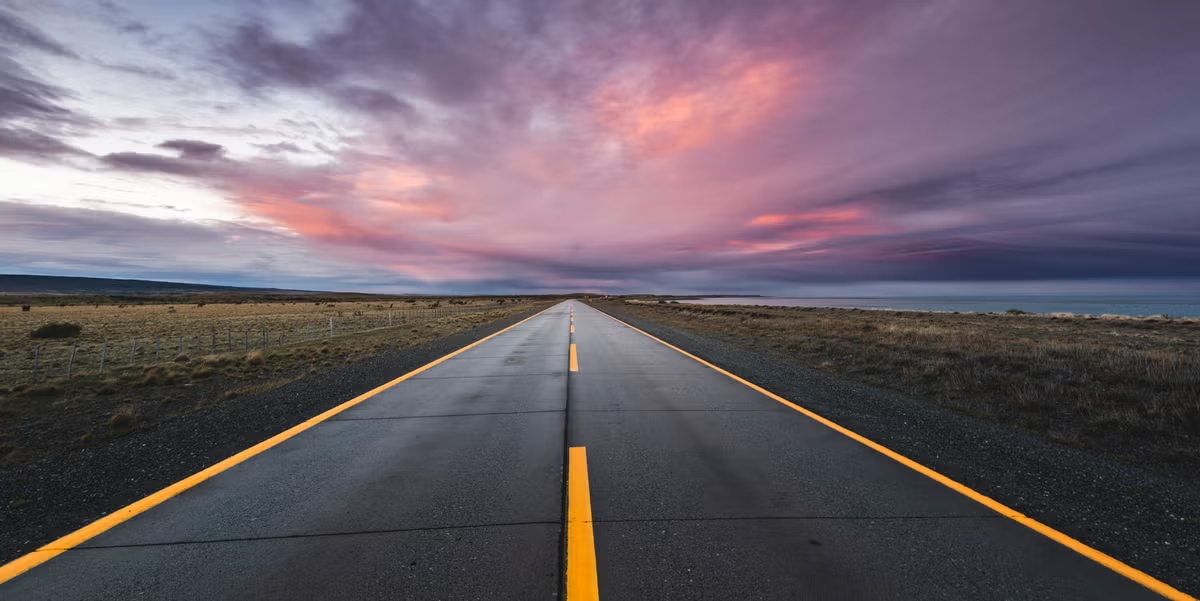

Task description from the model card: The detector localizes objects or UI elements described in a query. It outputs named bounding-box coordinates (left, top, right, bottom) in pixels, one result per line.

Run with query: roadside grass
left=0, top=295, right=531, bottom=387
left=0, top=299, right=549, bottom=465
left=598, top=301, right=1200, bottom=467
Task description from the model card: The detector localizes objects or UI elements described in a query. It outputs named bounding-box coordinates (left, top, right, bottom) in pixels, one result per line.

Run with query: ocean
left=678, top=297, right=1200, bottom=318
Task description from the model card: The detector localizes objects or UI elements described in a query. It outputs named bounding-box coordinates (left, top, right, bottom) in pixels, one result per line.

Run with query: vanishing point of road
left=0, top=301, right=1193, bottom=600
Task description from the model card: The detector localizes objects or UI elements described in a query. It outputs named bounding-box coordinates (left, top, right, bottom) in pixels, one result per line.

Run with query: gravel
left=0, top=307, right=546, bottom=564
left=592, top=302, right=1200, bottom=596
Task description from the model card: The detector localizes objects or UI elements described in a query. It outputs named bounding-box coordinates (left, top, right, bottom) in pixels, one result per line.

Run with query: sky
left=1, top=0, right=1199, bottom=295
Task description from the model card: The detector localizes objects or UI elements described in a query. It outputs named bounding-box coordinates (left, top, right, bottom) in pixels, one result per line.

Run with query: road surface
left=0, top=301, right=1186, bottom=600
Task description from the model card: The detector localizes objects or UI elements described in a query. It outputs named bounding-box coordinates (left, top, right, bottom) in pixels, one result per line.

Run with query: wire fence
left=2, top=304, right=491, bottom=387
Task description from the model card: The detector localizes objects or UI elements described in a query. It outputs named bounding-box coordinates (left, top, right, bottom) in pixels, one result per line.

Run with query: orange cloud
left=748, top=208, right=866, bottom=227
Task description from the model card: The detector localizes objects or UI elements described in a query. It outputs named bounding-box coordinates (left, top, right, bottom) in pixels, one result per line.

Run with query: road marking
left=567, top=447, right=600, bottom=601
left=589, top=306, right=1196, bottom=601
left=571, top=324, right=575, bottom=334
left=569, top=343, right=579, bottom=372
left=0, top=304, right=560, bottom=586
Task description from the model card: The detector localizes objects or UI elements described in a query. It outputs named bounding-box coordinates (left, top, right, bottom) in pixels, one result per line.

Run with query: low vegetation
left=29, top=322, right=82, bottom=339
left=598, top=301, right=1200, bottom=468
left=0, top=295, right=550, bottom=465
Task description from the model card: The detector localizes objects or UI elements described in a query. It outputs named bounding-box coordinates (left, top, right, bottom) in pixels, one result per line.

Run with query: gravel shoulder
left=591, top=301, right=1200, bottom=596
left=0, top=306, right=547, bottom=563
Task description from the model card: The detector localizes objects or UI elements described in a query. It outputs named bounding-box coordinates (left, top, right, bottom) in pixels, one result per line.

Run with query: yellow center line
left=567, top=446, right=600, bottom=601
left=571, top=324, right=575, bottom=334
left=569, top=343, right=579, bottom=372
left=588, top=306, right=1196, bottom=601
left=0, top=304, right=561, bottom=586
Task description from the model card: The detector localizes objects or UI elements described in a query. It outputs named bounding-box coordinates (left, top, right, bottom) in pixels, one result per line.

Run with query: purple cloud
left=0, top=127, right=86, bottom=160
left=157, top=139, right=225, bottom=160
left=1, top=0, right=1199, bottom=293
left=0, top=9, right=76, bottom=58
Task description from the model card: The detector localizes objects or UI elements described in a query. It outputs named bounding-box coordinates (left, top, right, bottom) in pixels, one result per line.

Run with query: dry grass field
left=0, top=295, right=550, bottom=465
left=0, top=295, right=526, bottom=384
left=599, top=300, right=1200, bottom=466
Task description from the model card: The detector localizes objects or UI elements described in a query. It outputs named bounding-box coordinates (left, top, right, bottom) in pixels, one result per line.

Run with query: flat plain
left=0, top=295, right=547, bottom=465
left=601, top=300, right=1200, bottom=471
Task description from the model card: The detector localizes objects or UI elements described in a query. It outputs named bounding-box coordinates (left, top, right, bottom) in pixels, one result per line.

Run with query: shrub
left=1006, top=308, right=1029, bottom=315
left=20, top=384, right=59, bottom=397
left=30, top=322, right=82, bottom=339
left=110, top=405, right=135, bottom=429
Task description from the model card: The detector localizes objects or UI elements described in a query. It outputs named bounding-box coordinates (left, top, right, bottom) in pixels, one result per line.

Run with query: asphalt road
left=0, top=301, right=1185, bottom=600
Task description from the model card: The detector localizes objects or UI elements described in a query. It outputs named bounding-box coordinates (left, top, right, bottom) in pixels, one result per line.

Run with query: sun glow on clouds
left=748, top=208, right=867, bottom=227
left=595, top=59, right=799, bottom=156
left=3, top=0, right=1200, bottom=292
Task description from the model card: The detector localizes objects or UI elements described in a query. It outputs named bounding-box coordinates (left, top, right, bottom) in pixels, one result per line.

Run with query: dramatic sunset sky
left=2, top=0, right=1199, bottom=294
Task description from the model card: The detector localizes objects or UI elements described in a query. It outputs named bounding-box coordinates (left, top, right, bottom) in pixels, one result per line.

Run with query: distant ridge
left=0, top=275, right=318, bottom=296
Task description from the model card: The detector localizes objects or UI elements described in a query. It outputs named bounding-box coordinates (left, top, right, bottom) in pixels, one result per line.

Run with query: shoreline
left=668, top=297, right=1200, bottom=320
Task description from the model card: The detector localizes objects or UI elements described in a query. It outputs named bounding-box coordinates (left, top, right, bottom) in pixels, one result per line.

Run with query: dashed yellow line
left=571, top=324, right=575, bottom=334
left=0, top=304, right=559, bottom=586
left=569, top=343, right=579, bottom=372
left=567, top=447, right=600, bottom=601
left=589, top=306, right=1196, bottom=601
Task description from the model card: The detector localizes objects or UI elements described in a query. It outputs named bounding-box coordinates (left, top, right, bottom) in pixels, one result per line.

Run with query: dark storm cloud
left=100, top=152, right=212, bottom=176
left=0, top=55, right=79, bottom=123
left=0, top=9, right=76, bottom=58
left=333, top=86, right=415, bottom=116
left=222, top=21, right=336, bottom=88
left=0, top=126, right=86, bottom=160
left=157, top=139, right=225, bottom=160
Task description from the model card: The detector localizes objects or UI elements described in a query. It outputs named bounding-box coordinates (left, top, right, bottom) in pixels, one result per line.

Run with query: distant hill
left=0, top=275, right=317, bottom=296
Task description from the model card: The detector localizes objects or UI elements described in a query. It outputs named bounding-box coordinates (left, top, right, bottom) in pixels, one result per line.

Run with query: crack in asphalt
left=64, top=521, right=563, bottom=551
left=325, top=409, right=565, bottom=421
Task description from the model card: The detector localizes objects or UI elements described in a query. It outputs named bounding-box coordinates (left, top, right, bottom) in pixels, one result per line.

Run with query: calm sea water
left=679, top=297, right=1200, bottom=318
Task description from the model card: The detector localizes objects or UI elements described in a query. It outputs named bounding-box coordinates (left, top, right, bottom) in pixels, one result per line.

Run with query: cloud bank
left=1, top=0, right=1199, bottom=293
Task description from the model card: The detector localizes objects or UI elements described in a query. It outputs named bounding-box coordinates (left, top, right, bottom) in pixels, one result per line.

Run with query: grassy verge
left=0, top=299, right=550, bottom=465
left=595, top=301, right=1200, bottom=468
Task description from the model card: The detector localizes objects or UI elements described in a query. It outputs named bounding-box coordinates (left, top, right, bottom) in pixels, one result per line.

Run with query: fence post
left=196, top=335, right=201, bottom=354
left=211, top=327, right=216, bottom=352
left=99, top=339, right=108, bottom=375
left=227, top=327, right=232, bottom=350
left=67, top=339, right=77, bottom=380
left=155, top=337, right=161, bottom=361
left=388, top=311, right=393, bottom=327
left=261, top=329, right=266, bottom=348
left=178, top=335, right=183, bottom=355
left=32, top=343, right=42, bottom=383
left=130, top=338, right=137, bottom=364
left=329, top=317, right=334, bottom=337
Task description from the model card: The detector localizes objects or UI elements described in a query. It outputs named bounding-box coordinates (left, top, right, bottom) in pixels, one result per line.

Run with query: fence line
left=5, top=304, right=494, bottom=385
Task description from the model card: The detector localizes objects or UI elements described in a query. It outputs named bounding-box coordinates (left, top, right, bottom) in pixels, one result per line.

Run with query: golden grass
left=0, top=296, right=517, bottom=387
left=0, top=297, right=550, bottom=464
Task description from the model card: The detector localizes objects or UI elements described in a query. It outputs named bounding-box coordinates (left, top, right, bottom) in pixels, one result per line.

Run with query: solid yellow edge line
left=569, top=343, right=579, bottom=372
left=567, top=446, right=600, bottom=601
left=589, top=306, right=1196, bottom=601
left=0, top=303, right=559, bottom=586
